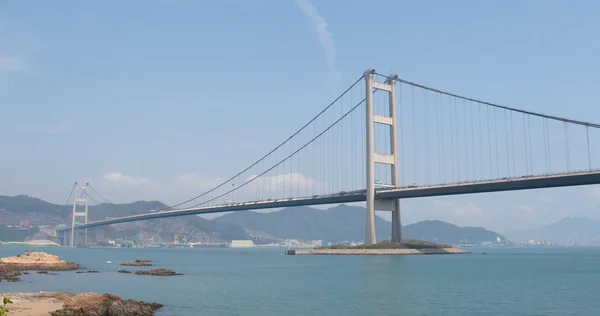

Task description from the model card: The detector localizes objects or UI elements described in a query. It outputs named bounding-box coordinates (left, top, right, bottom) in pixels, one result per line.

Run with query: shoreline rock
left=51, top=293, right=163, bottom=316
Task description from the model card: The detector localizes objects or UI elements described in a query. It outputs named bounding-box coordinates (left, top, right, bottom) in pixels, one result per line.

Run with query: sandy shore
left=0, top=292, right=71, bottom=316
left=288, top=247, right=469, bottom=255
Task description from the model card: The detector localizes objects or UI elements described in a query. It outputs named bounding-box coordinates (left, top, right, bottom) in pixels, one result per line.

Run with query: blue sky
left=1, top=0, right=600, bottom=233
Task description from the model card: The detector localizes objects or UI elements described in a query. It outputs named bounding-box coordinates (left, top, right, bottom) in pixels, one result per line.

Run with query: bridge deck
left=62, top=192, right=367, bottom=230
left=60, top=170, right=600, bottom=231
left=377, top=170, right=600, bottom=199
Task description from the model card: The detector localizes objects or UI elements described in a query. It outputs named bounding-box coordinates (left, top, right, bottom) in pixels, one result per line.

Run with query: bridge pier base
left=391, top=201, right=402, bottom=242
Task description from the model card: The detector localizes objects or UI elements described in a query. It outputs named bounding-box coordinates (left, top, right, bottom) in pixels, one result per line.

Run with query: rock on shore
left=1, top=292, right=162, bottom=316
left=51, top=293, right=163, bottom=316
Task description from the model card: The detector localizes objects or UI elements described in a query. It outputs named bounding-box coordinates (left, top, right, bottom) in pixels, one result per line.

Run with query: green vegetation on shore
left=315, top=240, right=452, bottom=250
left=0, top=296, right=12, bottom=316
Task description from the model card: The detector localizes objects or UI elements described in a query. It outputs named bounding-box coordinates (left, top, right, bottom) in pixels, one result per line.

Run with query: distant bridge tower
left=70, top=182, right=89, bottom=247
left=364, top=69, right=402, bottom=245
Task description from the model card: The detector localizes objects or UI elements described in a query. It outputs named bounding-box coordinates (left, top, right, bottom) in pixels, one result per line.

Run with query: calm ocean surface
left=1, top=246, right=599, bottom=315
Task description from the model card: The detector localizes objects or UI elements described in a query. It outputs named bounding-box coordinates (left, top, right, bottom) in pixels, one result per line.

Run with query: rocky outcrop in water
left=0, top=270, right=21, bottom=282
left=0, top=251, right=80, bottom=282
left=134, top=268, right=182, bottom=276
left=121, top=261, right=152, bottom=267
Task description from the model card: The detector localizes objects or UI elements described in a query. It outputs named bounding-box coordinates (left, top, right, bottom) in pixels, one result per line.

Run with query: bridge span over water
left=60, top=170, right=600, bottom=231
left=61, top=69, right=600, bottom=246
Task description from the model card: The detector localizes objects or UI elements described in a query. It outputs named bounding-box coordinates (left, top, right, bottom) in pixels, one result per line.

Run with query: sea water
left=1, top=247, right=599, bottom=316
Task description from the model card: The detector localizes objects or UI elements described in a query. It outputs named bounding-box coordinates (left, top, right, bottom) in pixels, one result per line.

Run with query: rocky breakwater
left=291, top=247, right=468, bottom=255
left=286, top=240, right=469, bottom=256
left=0, top=251, right=80, bottom=282
left=1, top=292, right=162, bottom=316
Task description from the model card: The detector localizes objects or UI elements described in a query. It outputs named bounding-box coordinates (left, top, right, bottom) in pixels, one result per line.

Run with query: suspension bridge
left=58, top=68, right=600, bottom=247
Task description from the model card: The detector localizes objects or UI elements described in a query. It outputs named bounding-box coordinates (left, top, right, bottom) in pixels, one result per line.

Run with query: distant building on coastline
left=229, top=240, right=255, bottom=248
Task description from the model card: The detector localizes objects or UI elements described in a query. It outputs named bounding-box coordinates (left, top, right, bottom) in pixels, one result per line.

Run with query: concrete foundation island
left=286, top=248, right=468, bottom=255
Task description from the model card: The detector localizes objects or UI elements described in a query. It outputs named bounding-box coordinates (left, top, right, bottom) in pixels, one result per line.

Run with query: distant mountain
left=0, top=195, right=66, bottom=215
left=215, top=204, right=392, bottom=243
left=403, top=220, right=502, bottom=244
left=506, top=217, right=600, bottom=245
left=0, top=195, right=249, bottom=243
left=215, top=204, right=503, bottom=244
left=0, top=195, right=69, bottom=226
left=88, top=200, right=170, bottom=221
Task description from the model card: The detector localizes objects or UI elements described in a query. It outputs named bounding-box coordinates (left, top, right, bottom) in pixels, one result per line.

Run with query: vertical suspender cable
left=504, top=110, right=509, bottom=176
left=510, top=111, right=516, bottom=177
left=478, top=104, right=483, bottom=179
left=441, top=93, right=447, bottom=182
left=412, top=86, right=416, bottom=183
left=425, top=90, right=431, bottom=184
left=527, top=115, right=533, bottom=173
left=564, top=122, right=570, bottom=171
left=546, top=118, right=552, bottom=172
left=543, top=118, right=548, bottom=173
left=586, top=126, right=592, bottom=170
left=470, top=101, right=476, bottom=181
left=463, top=100, right=469, bottom=181
left=522, top=114, right=528, bottom=174
left=455, top=98, right=461, bottom=182
left=494, top=107, right=499, bottom=178
left=350, top=87, right=355, bottom=191
left=487, top=105, right=492, bottom=178
left=450, top=96, right=455, bottom=181
left=437, top=93, right=442, bottom=183
left=399, top=83, right=405, bottom=186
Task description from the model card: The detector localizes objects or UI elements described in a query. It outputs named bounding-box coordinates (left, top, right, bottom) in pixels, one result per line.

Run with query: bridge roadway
left=60, top=170, right=600, bottom=231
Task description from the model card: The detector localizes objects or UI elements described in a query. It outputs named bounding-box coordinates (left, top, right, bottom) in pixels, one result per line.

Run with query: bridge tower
left=70, top=182, right=89, bottom=247
left=364, top=69, right=401, bottom=245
